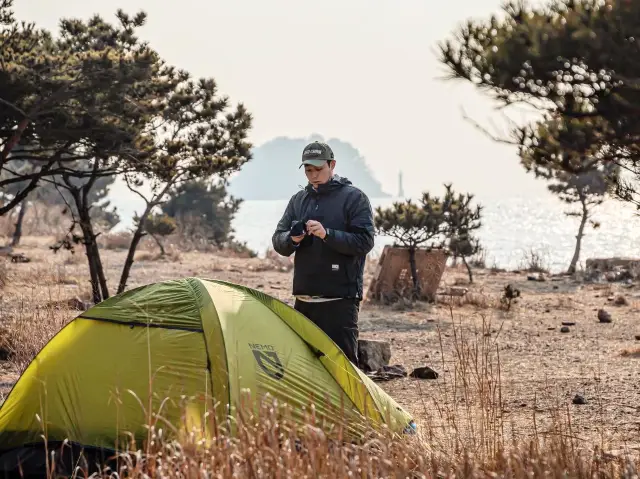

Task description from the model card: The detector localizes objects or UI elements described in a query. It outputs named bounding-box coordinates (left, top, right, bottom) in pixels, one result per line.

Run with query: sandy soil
left=1, top=237, right=639, bottom=453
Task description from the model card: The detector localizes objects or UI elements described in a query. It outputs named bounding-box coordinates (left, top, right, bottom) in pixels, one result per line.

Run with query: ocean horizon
left=110, top=192, right=640, bottom=274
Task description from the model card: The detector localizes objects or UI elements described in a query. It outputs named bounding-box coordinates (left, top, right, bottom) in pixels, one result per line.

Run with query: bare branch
left=0, top=97, right=28, bottom=117
left=460, top=107, right=520, bottom=146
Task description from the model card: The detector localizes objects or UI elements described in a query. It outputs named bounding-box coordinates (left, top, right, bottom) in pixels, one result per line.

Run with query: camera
left=289, top=220, right=307, bottom=237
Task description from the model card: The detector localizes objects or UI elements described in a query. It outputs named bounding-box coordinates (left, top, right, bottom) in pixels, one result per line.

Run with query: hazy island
left=227, top=135, right=391, bottom=201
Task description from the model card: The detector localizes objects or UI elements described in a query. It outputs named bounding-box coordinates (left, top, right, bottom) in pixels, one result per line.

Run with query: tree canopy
left=438, top=0, right=640, bottom=207
left=3, top=2, right=253, bottom=303
left=161, top=179, right=244, bottom=248
left=374, top=184, right=482, bottom=296
left=0, top=0, right=173, bottom=216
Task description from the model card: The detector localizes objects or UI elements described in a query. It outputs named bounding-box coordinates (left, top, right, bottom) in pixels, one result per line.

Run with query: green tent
left=0, top=278, right=415, bottom=476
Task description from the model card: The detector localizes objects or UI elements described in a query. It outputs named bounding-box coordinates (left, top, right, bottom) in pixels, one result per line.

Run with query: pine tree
left=374, top=184, right=482, bottom=297
left=439, top=0, right=640, bottom=207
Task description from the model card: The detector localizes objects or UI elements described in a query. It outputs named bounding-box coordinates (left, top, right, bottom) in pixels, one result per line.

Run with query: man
left=271, top=141, right=375, bottom=365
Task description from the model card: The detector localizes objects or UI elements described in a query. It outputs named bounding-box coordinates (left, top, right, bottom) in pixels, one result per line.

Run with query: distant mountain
left=227, top=134, right=390, bottom=201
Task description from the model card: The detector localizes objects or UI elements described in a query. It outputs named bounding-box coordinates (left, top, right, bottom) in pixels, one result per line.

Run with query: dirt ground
left=1, top=237, right=639, bottom=454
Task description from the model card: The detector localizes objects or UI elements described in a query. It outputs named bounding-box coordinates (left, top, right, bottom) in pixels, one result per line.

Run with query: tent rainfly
left=0, top=278, right=415, bottom=477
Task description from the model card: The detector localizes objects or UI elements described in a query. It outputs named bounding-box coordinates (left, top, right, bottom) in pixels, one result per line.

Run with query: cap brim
left=300, top=159, right=327, bottom=168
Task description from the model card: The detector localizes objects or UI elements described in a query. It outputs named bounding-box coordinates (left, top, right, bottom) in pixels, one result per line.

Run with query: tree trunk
left=117, top=205, right=153, bottom=295
left=77, top=206, right=108, bottom=303
left=69, top=186, right=110, bottom=304
left=118, top=180, right=175, bottom=295
left=1, top=118, right=29, bottom=164
left=462, top=255, right=473, bottom=283
left=408, top=246, right=421, bottom=299
left=152, top=234, right=166, bottom=256
left=567, top=199, right=589, bottom=275
left=81, top=229, right=102, bottom=305
left=11, top=201, right=28, bottom=247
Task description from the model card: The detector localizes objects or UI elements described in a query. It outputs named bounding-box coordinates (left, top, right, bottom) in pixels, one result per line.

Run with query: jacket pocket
left=323, top=248, right=354, bottom=287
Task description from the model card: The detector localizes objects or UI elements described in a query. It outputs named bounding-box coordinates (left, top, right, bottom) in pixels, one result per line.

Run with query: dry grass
left=39, top=400, right=638, bottom=478
left=3, top=301, right=73, bottom=373
left=0, top=203, right=69, bottom=240
left=440, top=291, right=497, bottom=310
left=469, top=248, right=487, bottom=268
left=63, top=251, right=86, bottom=265
left=519, top=248, right=550, bottom=274
left=0, top=260, right=7, bottom=290
left=100, top=232, right=135, bottom=250
left=136, top=245, right=183, bottom=263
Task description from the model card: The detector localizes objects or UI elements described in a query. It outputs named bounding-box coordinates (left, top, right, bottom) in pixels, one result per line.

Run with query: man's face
left=304, top=160, right=335, bottom=188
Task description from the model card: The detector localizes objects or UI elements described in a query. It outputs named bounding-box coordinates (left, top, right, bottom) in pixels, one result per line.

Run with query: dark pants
left=294, top=298, right=360, bottom=365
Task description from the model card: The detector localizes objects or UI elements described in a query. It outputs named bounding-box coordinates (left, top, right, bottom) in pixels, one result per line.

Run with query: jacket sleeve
left=272, top=196, right=298, bottom=257
left=323, top=190, right=375, bottom=256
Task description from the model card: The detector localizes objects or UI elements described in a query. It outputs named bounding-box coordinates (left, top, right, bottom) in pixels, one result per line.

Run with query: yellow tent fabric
left=0, top=278, right=414, bottom=474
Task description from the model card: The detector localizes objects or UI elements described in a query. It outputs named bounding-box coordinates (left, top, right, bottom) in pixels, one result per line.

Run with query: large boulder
left=357, top=339, right=391, bottom=372
left=584, top=257, right=640, bottom=282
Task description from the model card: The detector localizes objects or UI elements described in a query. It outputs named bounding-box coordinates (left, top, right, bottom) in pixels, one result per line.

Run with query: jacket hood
left=306, top=174, right=352, bottom=194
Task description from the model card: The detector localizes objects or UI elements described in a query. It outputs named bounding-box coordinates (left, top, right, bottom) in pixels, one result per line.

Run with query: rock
left=605, top=271, right=618, bottom=282
left=560, top=326, right=571, bottom=333
left=410, top=366, right=439, bottom=380
left=572, top=394, right=587, bottom=405
left=598, top=309, right=612, bottom=323
left=527, top=274, right=546, bottom=282
left=9, top=253, right=30, bottom=263
left=585, top=257, right=640, bottom=283
left=562, top=321, right=576, bottom=326
left=635, top=335, right=640, bottom=341
left=357, top=339, right=391, bottom=372
left=613, top=295, right=628, bottom=306
left=438, top=287, right=468, bottom=297
left=368, top=364, right=407, bottom=382
left=68, top=297, right=92, bottom=310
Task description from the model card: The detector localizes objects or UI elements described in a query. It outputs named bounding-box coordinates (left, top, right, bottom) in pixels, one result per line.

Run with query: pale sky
left=14, top=0, right=548, bottom=201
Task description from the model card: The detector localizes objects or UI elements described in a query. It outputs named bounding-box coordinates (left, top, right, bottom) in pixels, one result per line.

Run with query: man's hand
left=291, top=234, right=306, bottom=244
left=306, top=220, right=326, bottom=239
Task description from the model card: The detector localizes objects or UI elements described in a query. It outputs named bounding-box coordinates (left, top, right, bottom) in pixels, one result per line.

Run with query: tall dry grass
left=0, top=259, right=7, bottom=290
left=0, top=284, right=639, bottom=477
left=0, top=203, right=70, bottom=241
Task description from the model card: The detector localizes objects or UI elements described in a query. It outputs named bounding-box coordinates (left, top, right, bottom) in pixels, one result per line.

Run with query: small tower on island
left=397, top=170, right=404, bottom=198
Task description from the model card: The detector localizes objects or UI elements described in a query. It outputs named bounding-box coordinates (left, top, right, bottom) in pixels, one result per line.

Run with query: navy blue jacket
left=272, top=175, right=375, bottom=299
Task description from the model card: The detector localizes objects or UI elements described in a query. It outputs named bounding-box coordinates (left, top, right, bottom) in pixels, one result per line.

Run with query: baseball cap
left=300, top=141, right=334, bottom=168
